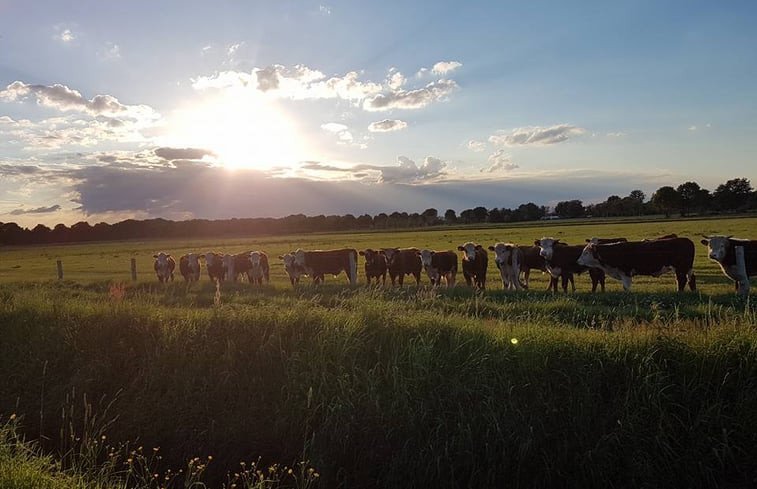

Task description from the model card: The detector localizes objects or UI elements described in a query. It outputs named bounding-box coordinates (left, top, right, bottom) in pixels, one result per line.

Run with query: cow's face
left=222, top=254, right=235, bottom=269
left=249, top=251, right=262, bottom=268
left=381, top=248, right=400, bottom=265
left=577, top=244, right=601, bottom=267
left=536, top=238, right=559, bottom=260
left=419, top=249, right=435, bottom=268
left=279, top=253, right=301, bottom=278
left=186, top=253, right=200, bottom=272
left=701, top=236, right=731, bottom=262
left=488, top=243, right=513, bottom=266
left=586, top=237, right=601, bottom=245
left=154, top=252, right=171, bottom=268
left=360, top=249, right=380, bottom=265
left=202, top=252, right=219, bottom=268
left=457, top=242, right=479, bottom=261
left=293, top=249, right=306, bottom=267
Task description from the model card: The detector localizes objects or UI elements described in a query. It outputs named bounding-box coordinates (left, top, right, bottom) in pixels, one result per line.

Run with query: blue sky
left=1, top=0, right=755, bottom=226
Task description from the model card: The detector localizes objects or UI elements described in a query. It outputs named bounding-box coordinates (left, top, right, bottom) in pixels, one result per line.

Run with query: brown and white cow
left=488, top=243, right=524, bottom=290
left=419, top=249, right=457, bottom=287
left=153, top=252, right=176, bottom=283
left=201, top=252, right=226, bottom=283
left=701, top=235, right=756, bottom=292
left=247, top=251, right=270, bottom=285
left=293, top=248, right=358, bottom=285
left=179, top=253, right=201, bottom=282
left=584, top=237, right=629, bottom=292
left=359, top=249, right=388, bottom=285
left=534, top=238, right=585, bottom=293
left=381, top=248, right=422, bottom=286
left=577, top=237, right=697, bottom=291
left=279, top=252, right=306, bottom=286
left=519, top=245, right=559, bottom=291
left=457, top=242, right=488, bottom=289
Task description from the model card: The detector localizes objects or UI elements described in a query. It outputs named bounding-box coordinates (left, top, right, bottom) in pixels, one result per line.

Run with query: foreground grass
left=1, top=283, right=757, bottom=488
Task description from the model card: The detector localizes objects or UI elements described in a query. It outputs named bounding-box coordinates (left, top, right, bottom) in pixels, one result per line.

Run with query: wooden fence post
left=56, top=260, right=63, bottom=280
left=735, top=246, right=750, bottom=296
left=131, top=258, right=137, bottom=282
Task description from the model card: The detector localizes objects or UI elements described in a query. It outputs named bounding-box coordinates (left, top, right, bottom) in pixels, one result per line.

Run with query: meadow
left=1, top=216, right=756, bottom=488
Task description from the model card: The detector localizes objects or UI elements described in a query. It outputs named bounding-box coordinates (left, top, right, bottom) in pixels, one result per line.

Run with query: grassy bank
left=1, top=283, right=756, bottom=488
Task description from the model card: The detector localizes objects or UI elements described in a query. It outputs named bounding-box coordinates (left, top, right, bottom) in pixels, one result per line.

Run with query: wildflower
left=101, top=435, right=107, bottom=441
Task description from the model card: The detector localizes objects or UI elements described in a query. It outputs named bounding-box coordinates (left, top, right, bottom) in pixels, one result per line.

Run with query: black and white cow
left=419, top=249, right=458, bottom=287
left=153, top=252, right=176, bottom=283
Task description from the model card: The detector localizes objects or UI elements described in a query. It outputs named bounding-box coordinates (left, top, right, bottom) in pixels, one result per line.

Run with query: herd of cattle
left=151, top=234, right=756, bottom=293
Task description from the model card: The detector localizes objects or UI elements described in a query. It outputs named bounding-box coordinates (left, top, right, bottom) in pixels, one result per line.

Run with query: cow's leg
left=621, top=275, right=633, bottom=291
left=464, top=272, right=473, bottom=287
left=414, top=272, right=421, bottom=286
left=398, top=274, right=404, bottom=287
left=381, top=273, right=386, bottom=286
left=569, top=274, right=575, bottom=292
left=688, top=271, right=696, bottom=291
left=675, top=270, right=687, bottom=291
left=561, top=274, right=569, bottom=293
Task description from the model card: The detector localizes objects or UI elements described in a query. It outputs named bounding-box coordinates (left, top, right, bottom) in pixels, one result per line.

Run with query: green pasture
left=0, top=216, right=754, bottom=293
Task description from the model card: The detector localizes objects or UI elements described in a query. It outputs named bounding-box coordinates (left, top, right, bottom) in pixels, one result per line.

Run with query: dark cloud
left=363, top=80, right=458, bottom=111
left=10, top=204, right=62, bottom=215
left=154, top=147, right=215, bottom=161
left=0, top=164, right=44, bottom=176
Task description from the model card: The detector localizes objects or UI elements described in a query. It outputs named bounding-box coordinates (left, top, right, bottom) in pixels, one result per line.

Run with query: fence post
left=735, top=246, right=750, bottom=296
left=131, top=258, right=137, bottom=282
left=56, top=260, right=63, bottom=280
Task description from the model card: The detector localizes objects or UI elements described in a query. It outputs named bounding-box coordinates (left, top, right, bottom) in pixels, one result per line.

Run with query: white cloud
left=488, top=124, right=586, bottom=146
left=387, top=69, right=406, bottom=90
left=363, top=79, right=458, bottom=111
left=415, top=67, right=429, bottom=78
left=688, top=125, right=698, bottom=131
left=432, top=61, right=462, bottom=75
left=481, top=150, right=518, bottom=173
left=466, top=139, right=486, bottom=152
left=227, top=42, right=244, bottom=57
left=55, top=27, right=76, bottom=43
left=101, top=42, right=121, bottom=59
left=321, top=122, right=353, bottom=142
left=319, top=4, right=331, bottom=14
left=606, top=131, right=627, bottom=137
left=368, top=119, right=407, bottom=132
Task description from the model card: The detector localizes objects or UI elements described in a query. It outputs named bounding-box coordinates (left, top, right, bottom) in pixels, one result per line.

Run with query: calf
left=534, top=238, right=585, bottom=293
left=279, top=252, right=306, bottom=286
left=201, top=252, right=226, bottom=283
left=293, top=248, right=358, bottom=285
left=179, top=253, right=201, bottom=282
left=419, top=249, right=458, bottom=287
left=577, top=237, right=696, bottom=291
left=584, top=237, right=629, bottom=292
left=457, top=242, right=488, bottom=289
left=488, top=243, right=524, bottom=290
left=381, top=248, right=422, bottom=286
left=153, top=252, right=176, bottom=283
left=247, top=251, right=270, bottom=285
left=359, top=249, right=388, bottom=285
left=701, top=235, right=757, bottom=293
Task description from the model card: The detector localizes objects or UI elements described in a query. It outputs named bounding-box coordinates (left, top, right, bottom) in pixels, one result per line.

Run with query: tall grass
left=1, top=283, right=757, bottom=488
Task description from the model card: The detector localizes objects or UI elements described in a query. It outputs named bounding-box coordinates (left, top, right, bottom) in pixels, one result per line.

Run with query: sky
left=1, top=0, right=756, bottom=227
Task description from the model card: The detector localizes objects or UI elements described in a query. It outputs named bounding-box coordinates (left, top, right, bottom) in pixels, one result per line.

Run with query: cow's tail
left=349, top=249, right=357, bottom=286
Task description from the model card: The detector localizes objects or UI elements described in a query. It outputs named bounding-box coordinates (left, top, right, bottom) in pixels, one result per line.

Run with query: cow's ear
left=487, top=245, right=495, bottom=251
left=700, top=239, right=709, bottom=246
left=415, top=250, right=421, bottom=256
left=359, top=251, right=365, bottom=256
left=378, top=250, right=385, bottom=256
left=533, top=240, right=540, bottom=246
left=430, top=251, right=435, bottom=255
left=153, top=254, right=158, bottom=258
left=278, top=255, right=285, bottom=259
left=457, top=246, right=465, bottom=251
left=585, top=238, right=591, bottom=243
left=505, top=245, right=512, bottom=250
left=475, top=244, right=482, bottom=250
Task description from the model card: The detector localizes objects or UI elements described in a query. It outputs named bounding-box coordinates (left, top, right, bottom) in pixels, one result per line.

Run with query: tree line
left=1, top=177, right=754, bottom=246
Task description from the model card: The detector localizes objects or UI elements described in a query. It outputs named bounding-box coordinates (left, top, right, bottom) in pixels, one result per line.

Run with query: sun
left=164, top=88, right=308, bottom=170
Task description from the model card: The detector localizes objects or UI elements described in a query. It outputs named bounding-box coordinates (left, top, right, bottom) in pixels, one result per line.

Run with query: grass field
left=1, top=217, right=756, bottom=488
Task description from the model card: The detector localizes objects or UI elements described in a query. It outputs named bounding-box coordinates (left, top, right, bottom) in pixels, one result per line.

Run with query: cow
left=153, top=252, right=176, bottom=283
left=584, top=237, right=629, bottom=292
left=700, top=235, right=757, bottom=292
left=381, top=248, right=422, bottom=286
left=279, top=252, right=306, bottom=286
left=232, top=252, right=253, bottom=282
left=247, top=251, right=270, bottom=285
left=359, top=249, right=388, bottom=285
left=292, top=248, right=358, bottom=285
left=457, top=242, right=488, bottom=289
left=488, top=243, right=524, bottom=290
left=201, top=252, right=226, bottom=283
left=419, top=249, right=457, bottom=287
left=534, top=238, right=586, bottom=293
left=178, top=253, right=201, bottom=282
left=577, top=237, right=697, bottom=291
left=519, top=245, right=559, bottom=291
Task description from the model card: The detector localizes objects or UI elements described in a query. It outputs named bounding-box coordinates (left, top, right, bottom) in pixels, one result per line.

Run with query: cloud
left=363, top=79, right=458, bottom=111
left=154, top=147, right=215, bottom=161
left=0, top=81, right=158, bottom=121
left=688, top=125, right=698, bottom=131
left=0, top=164, right=44, bottom=176
left=321, top=122, right=353, bottom=142
left=606, top=131, right=627, bottom=137
left=376, top=156, right=447, bottom=183
left=488, top=124, right=586, bottom=146
left=387, top=70, right=406, bottom=90
left=432, top=61, right=462, bottom=75
left=319, top=4, right=331, bottom=14
left=101, top=42, right=121, bottom=59
left=368, top=119, right=407, bottom=132
left=10, top=204, right=61, bottom=215
left=466, top=140, right=486, bottom=152
left=55, top=27, right=76, bottom=43
left=481, top=150, right=518, bottom=173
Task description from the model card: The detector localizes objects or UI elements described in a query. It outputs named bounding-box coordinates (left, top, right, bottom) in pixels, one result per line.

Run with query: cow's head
left=249, top=251, right=263, bottom=269
left=457, top=242, right=480, bottom=261
left=535, top=238, right=560, bottom=261
left=380, top=248, right=401, bottom=266
left=222, top=253, right=235, bottom=269
left=153, top=252, right=173, bottom=278
left=488, top=243, right=514, bottom=266
left=577, top=243, right=601, bottom=268
left=293, top=248, right=307, bottom=267
left=279, top=252, right=302, bottom=281
left=586, top=237, right=600, bottom=245
left=700, top=235, right=732, bottom=262
left=200, top=252, right=220, bottom=268
left=360, top=249, right=381, bottom=265
left=185, top=253, right=201, bottom=273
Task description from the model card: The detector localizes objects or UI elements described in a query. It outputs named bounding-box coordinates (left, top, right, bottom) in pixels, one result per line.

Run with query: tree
left=554, top=200, right=584, bottom=218
left=472, top=206, right=488, bottom=223
left=676, top=181, right=710, bottom=216
left=421, top=208, right=439, bottom=226
left=650, top=186, right=680, bottom=217
left=444, top=209, right=457, bottom=224
left=628, top=190, right=646, bottom=216
left=713, top=178, right=752, bottom=211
